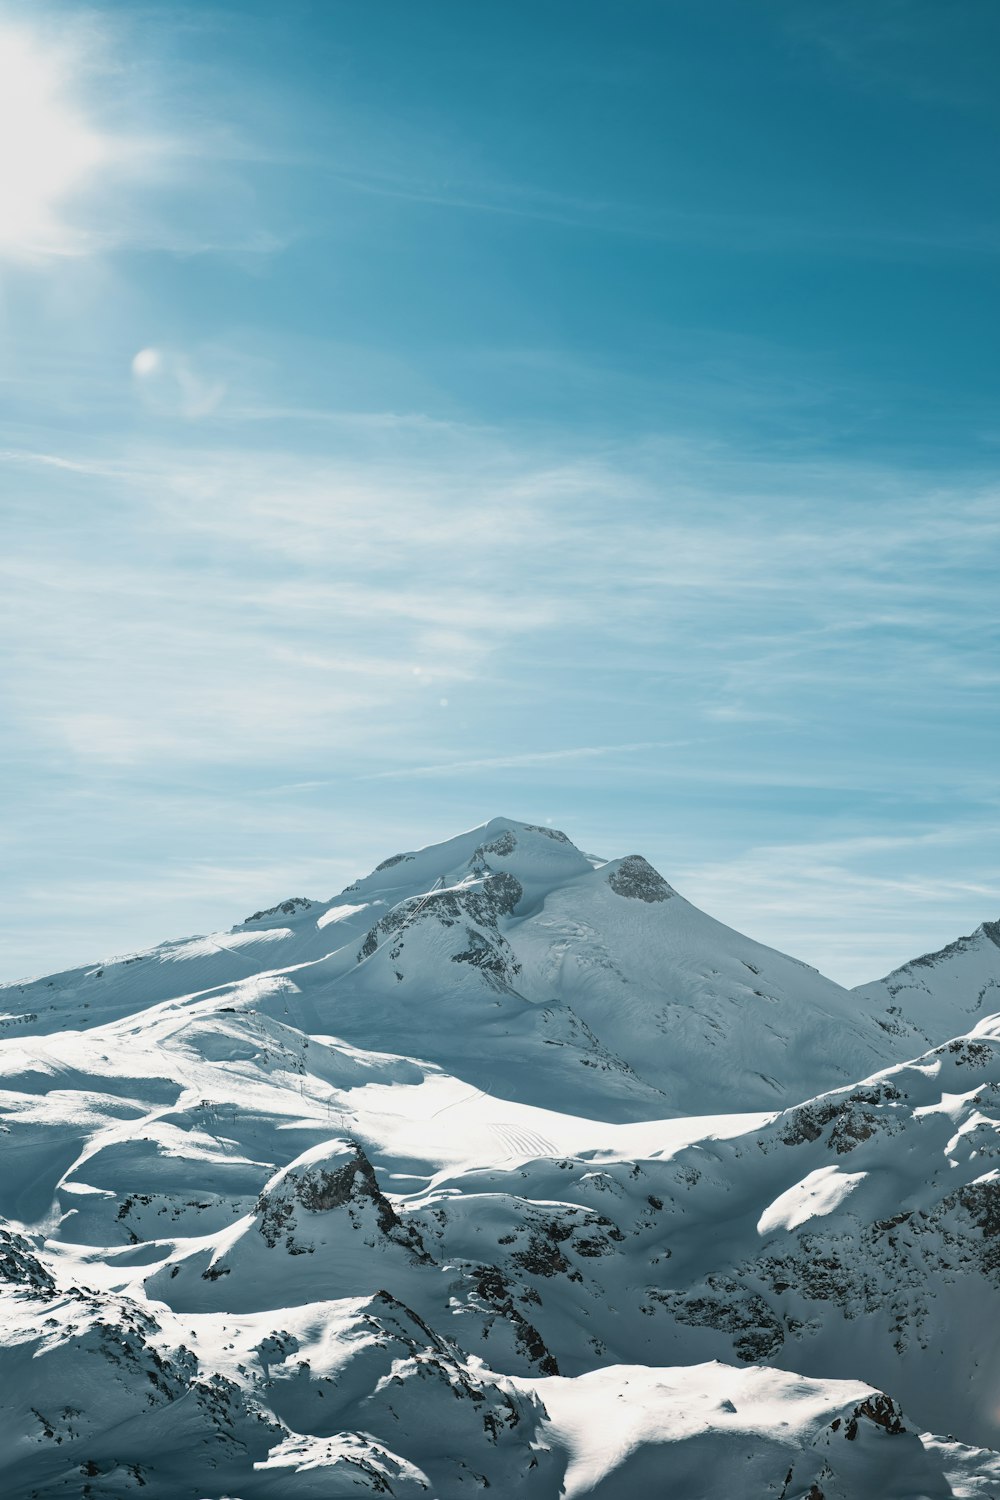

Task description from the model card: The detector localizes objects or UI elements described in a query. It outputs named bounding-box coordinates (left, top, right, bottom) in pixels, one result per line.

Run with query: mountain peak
left=255, top=1139, right=405, bottom=1250
left=853, top=914, right=1000, bottom=1054
left=342, top=815, right=596, bottom=903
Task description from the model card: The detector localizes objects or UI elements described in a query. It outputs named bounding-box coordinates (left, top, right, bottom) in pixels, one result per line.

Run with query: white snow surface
left=2, top=816, right=1000, bottom=1497
left=756, top=1165, right=868, bottom=1235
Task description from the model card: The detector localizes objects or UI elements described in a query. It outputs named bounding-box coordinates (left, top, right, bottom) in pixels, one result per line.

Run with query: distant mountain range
left=3, top=817, right=1000, bottom=1497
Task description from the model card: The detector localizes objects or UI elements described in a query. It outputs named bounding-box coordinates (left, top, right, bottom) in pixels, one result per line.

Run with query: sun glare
left=0, top=27, right=106, bottom=255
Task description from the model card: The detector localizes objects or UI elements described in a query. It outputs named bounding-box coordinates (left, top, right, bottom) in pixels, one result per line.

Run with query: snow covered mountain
left=0, top=817, right=940, bottom=1116
left=855, top=918, right=1000, bottom=1052
left=3, top=816, right=1000, bottom=1497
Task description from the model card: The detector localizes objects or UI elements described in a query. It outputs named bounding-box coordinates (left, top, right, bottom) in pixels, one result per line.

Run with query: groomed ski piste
left=4, top=817, right=1000, bottom=1497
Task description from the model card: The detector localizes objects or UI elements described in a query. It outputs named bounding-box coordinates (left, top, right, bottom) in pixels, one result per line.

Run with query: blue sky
left=2, top=0, right=1000, bottom=985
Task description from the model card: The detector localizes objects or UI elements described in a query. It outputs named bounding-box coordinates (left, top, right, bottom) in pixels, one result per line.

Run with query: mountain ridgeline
left=2, top=817, right=1000, bottom=1497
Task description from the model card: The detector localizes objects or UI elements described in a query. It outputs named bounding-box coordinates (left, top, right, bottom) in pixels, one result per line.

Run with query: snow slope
left=855, top=919, right=1000, bottom=1052
left=2, top=817, right=1000, bottom=1496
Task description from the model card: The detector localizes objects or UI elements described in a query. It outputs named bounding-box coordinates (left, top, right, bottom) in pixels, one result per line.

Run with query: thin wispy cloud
left=674, top=821, right=1000, bottom=988
left=321, top=160, right=1000, bottom=261
left=5, top=0, right=995, bottom=278
left=3, top=425, right=998, bottom=844
left=363, top=742, right=686, bottom=781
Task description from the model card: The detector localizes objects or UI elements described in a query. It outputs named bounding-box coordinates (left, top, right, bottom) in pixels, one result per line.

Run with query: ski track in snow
left=488, top=1122, right=557, bottom=1161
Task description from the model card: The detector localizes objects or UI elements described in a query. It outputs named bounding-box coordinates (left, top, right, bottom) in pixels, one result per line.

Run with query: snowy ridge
left=2, top=817, right=1000, bottom=1496
left=855, top=919, right=1000, bottom=1051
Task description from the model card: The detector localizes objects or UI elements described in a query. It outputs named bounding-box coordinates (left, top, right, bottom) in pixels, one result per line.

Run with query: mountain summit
left=2, top=815, right=954, bottom=1117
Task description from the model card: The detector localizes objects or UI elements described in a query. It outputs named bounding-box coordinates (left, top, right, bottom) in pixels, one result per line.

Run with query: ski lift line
left=428, top=1078, right=493, bottom=1119
left=359, top=875, right=447, bottom=963
left=390, top=874, right=447, bottom=930
left=201, top=934, right=265, bottom=973
left=199, top=873, right=450, bottom=1016
left=217, top=875, right=452, bottom=1005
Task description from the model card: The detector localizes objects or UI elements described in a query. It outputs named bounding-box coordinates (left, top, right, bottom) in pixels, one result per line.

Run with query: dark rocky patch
left=244, top=897, right=314, bottom=923
left=607, top=856, right=673, bottom=903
